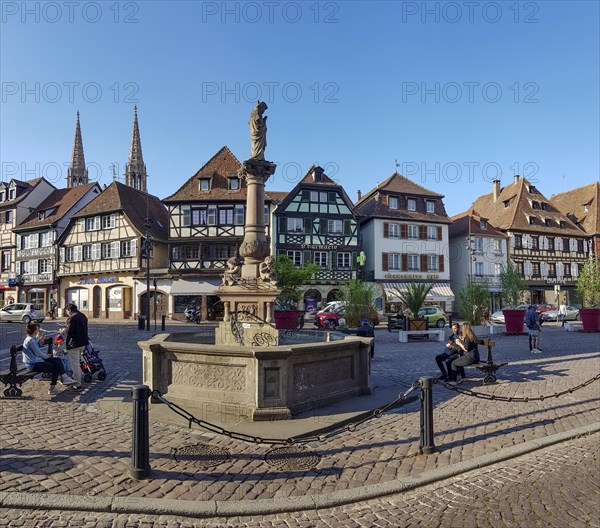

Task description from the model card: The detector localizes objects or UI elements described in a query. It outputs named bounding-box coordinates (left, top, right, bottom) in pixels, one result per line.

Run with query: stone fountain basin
left=139, top=331, right=372, bottom=421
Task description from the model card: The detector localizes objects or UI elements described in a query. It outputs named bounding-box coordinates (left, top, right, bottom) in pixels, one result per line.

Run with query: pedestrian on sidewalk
left=558, top=302, right=568, bottom=327
left=22, top=322, right=75, bottom=394
left=64, top=303, right=88, bottom=389
left=526, top=305, right=542, bottom=353
left=448, top=322, right=480, bottom=384
left=435, top=322, right=464, bottom=381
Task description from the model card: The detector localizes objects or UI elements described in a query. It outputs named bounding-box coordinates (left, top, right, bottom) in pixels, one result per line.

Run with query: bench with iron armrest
left=467, top=339, right=508, bottom=385
left=0, top=342, right=52, bottom=398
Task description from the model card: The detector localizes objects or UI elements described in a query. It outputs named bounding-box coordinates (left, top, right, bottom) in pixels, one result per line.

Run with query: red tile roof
left=449, top=209, right=508, bottom=238
left=550, top=182, right=600, bottom=236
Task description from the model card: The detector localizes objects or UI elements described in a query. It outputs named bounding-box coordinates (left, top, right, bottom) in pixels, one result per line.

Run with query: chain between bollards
left=130, top=385, right=151, bottom=480
left=419, top=376, right=435, bottom=455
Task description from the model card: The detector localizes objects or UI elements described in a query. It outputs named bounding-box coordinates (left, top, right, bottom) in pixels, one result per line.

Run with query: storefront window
left=175, top=295, right=201, bottom=313
left=108, top=287, right=122, bottom=312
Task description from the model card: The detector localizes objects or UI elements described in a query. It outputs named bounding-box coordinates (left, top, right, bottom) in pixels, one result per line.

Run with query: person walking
left=558, top=302, right=568, bottom=327
left=448, top=322, right=480, bottom=385
left=64, top=303, right=89, bottom=389
left=22, top=322, right=75, bottom=394
left=356, top=317, right=375, bottom=358
left=435, top=322, right=465, bottom=381
left=525, top=304, right=542, bottom=353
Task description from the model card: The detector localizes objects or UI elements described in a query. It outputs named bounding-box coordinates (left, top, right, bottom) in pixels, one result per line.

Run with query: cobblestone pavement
left=1, top=432, right=598, bottom=526
left=1, top=321, right=599, bottom=522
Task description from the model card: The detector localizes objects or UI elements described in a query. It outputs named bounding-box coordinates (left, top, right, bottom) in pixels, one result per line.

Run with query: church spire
left=67, top=111, right=89, bottom=187
left=125, top=105, right=147, bottom=192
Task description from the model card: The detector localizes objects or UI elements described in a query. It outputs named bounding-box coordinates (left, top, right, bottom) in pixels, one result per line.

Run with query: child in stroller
left=80, top=342, right=107, bottom=383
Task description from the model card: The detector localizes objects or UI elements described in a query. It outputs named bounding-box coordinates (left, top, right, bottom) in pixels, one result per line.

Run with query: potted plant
left=339, top=279, right=378, bottom=329
left=273, top=256, right=319, bottom=329
left=576, top=254, right=600, bottom=332
left=457, top=278, right=490, bottom=335
left=500, top=261, right=528, bottom=334
left=393, top=283, right=432, bottom=331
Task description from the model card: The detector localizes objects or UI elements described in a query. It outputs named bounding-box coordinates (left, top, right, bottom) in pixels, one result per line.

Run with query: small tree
left=577, top=254, right=600, bottom=308
left=392, top=283, right=432, bottom=317
left=458, top=278, right=489, bottom=326
left=339, top=279, right=377, bottom=327
left=500, top=261, right=527, bottom=308
left=273, top=255, right=319, bottom=308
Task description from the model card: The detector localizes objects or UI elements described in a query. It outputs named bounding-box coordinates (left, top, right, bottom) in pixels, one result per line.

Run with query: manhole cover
left=172, top=443, right=230, bottom=468
left=265, top=446, right=321, bottom=471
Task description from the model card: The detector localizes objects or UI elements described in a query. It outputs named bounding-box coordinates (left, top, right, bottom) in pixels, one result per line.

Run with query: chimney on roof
left=514, top=174, right=520, bottom=185
left=492, top=179, right=500, bottom=202
left=357, top=190, right=361, bottom=201
left=312, top=166, right=324, bottom=182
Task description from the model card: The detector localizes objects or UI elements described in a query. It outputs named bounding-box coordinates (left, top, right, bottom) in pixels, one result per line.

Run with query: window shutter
left=572, top=263, right=578, bottom=277
left=437, top=226, right=442, bottom=240
left=524, top=261, right=532, bottom=277
left=278, top=216, right=286, bottom=233
left=351, top=251, right=356, bottom=270
left=328, top=192, right=336, bottom=203
left=510, top=235, right=515, bottom=247
left=401, top=254, right=408, bottom=272
left=541, top=262, right=548, bottom=277
left=383, top=222, right=389, bottom=238
left=439, top=255, right=444, bottom=272
left=569, top=238, right=576, bottom=252
left=320, top=219, right=326, bottom=234
left=332, top=252, right=337, bottom=269
left=344, top=219, right=352, bottom=235
left=382, top=252, right=389, bottom=271
left=419, top=225, right=427, bottom=240
left=420, top=254, right=428, bottom=271
left=400, top=224, right=407, bottom=239
left=304, top=218, right=311, bottom=234
left=556, top=262, right=564, bottom=277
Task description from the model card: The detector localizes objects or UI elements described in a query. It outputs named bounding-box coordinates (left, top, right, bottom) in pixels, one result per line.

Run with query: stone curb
left=1, top=423, right=598, bottom=518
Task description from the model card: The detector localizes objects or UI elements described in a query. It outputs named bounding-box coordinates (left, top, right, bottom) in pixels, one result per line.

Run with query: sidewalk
left=1, top=325, right=599, bottom=519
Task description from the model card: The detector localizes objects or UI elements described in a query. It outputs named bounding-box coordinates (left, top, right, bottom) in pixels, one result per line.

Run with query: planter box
left=502, top=310, right=526, bottom=334
left=274, top=311, right=304, bottom=330
left=579, top=308, right=600, bottom=332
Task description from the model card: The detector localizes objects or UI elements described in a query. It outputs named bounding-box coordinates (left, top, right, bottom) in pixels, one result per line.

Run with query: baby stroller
left=80, top=342, right=107, bottom=383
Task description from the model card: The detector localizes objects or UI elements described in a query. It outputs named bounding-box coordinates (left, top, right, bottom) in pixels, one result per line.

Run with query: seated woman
left=449, top=322, right=480, bottom=385
left=22, top=322, right=75, bottom=395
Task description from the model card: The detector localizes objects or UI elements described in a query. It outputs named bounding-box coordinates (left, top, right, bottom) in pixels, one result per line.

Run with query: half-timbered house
left=162, top=146, right=286, bottom=321
left=13, top=183, right=101, bottom=311
left=354, top=172, right=454, bottom=313
left=57, top=182, right=168, bottom=319
left=0, top=178, right=56, bottom=306
left=550, top=182, right=600, bottom=257
left=472, top=176, right=589, bottom=306
left=273, top=165, right=360, bottom=309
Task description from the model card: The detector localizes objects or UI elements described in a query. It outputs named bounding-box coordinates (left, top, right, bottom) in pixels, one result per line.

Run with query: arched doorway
left=326, top=289, right=340, bottom=303
left=303, top=289, right=321, bottom=311
left=92, top=286, right=101, bottom=318
left=140, top=291, right=167, bottom=320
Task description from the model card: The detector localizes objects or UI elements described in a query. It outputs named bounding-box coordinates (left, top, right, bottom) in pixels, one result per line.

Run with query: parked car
left=317, top=301, right=346, bottom=314
left=540, top=306, right=580, bottom=322
left=0, top=303, right=45, bottom=323
left=314, top=306, right=379, bottom=328
left=403, top=306, right=448, bottom=328
left=490, top=305, right=529, bottom=324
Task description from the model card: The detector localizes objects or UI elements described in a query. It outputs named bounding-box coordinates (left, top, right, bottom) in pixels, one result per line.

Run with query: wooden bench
left=399, top=329, right=445, bottom=343
left=0, top=342, right=53, bottom=398
left=467, top=339, right=508, bottom=385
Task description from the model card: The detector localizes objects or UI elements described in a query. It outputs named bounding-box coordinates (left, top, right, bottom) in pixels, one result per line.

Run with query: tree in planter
left=273, top=255, right=319, bottom=308
left=392, top=283, right=432, bottom=318
left=576, top=254, right=600, bottom=308
left=500, top=261, right=527, bottom=308
left=339, top=279, right=378, bottom=328
left=457, top=278, right=489, bottom=326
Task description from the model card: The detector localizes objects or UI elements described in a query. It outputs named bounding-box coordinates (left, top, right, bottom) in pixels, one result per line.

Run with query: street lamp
left=143, top=216, right=153, bottom=331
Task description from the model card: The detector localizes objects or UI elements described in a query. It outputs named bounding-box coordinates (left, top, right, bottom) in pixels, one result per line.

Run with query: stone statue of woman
left=249, top=101, right=268, bottom=160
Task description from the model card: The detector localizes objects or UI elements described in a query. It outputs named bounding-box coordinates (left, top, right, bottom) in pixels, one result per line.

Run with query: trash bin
left=138, top=316, right=146, bottom=330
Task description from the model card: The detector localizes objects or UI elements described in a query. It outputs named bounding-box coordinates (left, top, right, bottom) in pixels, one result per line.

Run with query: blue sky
left=1, top=0, right=598, bottom=216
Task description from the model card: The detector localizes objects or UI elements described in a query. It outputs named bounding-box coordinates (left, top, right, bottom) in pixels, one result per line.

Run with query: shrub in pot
left=500, top=261, right=528, bottom=334
left=392, top=283, right=432, bottom=331
left=458, top=278, right=489, bottom=334
left=576, top=254, right=600, bottom=332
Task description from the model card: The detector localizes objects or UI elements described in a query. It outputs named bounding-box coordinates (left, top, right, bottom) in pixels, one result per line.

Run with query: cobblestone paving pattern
left=1, top=432, right=598, bottom=527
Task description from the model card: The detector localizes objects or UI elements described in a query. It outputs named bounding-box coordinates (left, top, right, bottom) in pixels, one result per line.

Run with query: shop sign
left=301, top=244, right=338, bottom=250
left=79, top=277, right=117, bottom=285
left=546, top=278, right=566, bottom=285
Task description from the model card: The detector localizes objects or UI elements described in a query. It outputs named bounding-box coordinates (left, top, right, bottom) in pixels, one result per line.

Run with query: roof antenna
left=395, top=159, right=400, bottom=174
left=110, top=163, right=118, bottom=181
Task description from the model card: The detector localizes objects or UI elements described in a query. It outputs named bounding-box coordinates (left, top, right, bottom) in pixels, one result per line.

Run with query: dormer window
left=529, top=216, right=536, bottom=225
left=228, top=177, right=240, bottom=190
left=0, top=190, right=5, bottom=202
left=528, top=185, right=536, bottom=193
left=8, top=188, right=16, bottom=200
left=584, top=204, right=590, bottom=213
left=407, top=198, right=416, bottom=211
left=388, top=196, right=398, bottom=209
left=559, top=220, right=566, bottom=229
left=541, top=202, right=547, bottom=210
left=199, top=178, right=211, bottom=192
left=503, top=199, right=511, bottom=208
left=545, top=219, right=552, bottom=227
left=532, top=201, right=540, bottom=209
left=479, top=219, right=487, bottom=230
left=426, top=201, right=435, bottom=213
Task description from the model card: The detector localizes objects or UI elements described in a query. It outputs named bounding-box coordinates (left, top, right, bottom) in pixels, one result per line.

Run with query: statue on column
left=259, top=256, right=277, bottom=286
left=222, top=256, right=241, bottom=286
left=249, top=101, right=268, bottom=161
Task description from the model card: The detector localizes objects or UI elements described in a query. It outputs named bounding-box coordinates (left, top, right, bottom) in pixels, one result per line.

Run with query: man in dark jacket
left=356, top=317, right=375, bottom=358
left=64, top=303, right=89, bottom=388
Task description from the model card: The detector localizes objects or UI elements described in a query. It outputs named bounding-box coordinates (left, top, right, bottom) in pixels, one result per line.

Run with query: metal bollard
left=130, top=385, right=151, bottom=479
left=419, top=376, right=435, bottom=455
left=161, top=314, right=166, bottom=331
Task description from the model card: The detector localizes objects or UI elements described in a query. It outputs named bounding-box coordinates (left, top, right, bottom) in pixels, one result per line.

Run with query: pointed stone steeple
left=124, top=106, right=147, bottom=192
left=67, top=112, right=89, bottom=187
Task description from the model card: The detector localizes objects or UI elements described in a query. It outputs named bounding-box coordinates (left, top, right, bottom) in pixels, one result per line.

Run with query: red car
left=314, top=307, right=379, bottom=328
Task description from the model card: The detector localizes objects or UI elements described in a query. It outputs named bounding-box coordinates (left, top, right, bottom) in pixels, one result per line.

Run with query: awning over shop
left=169, top=279, right=220, bottom=295
left=382, top=282, right=455, bottom=302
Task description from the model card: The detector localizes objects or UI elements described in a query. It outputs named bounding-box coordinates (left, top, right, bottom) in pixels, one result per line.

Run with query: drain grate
left=171, top=443, right=230, bottom=469
left=265, top=445, right=321, bottom=471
